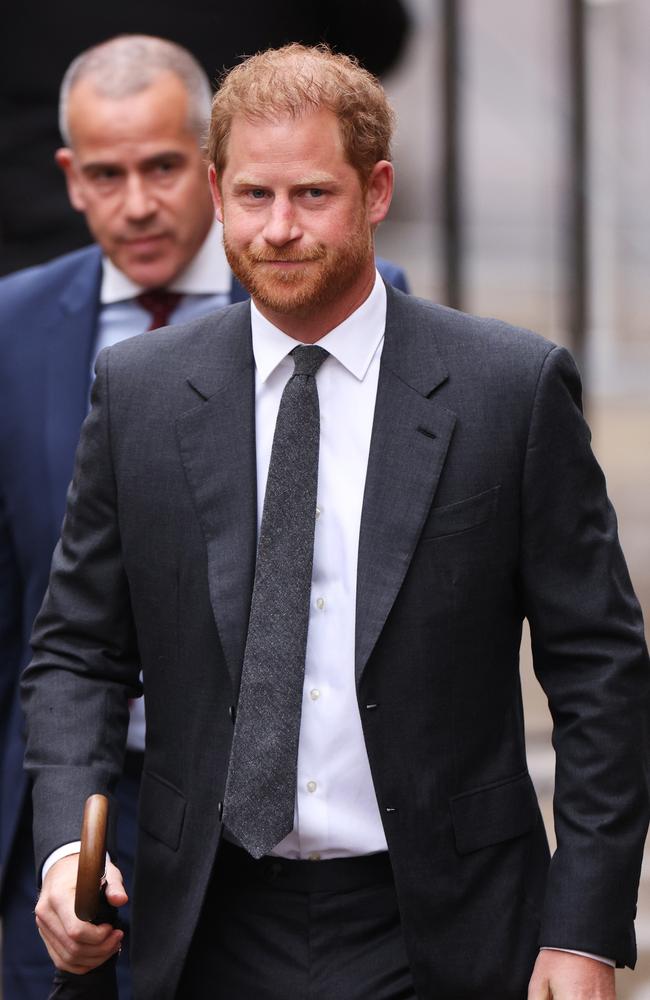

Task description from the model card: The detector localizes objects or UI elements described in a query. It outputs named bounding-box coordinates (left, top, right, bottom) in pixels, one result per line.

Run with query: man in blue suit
left=0, top=34, right=409, bottom=999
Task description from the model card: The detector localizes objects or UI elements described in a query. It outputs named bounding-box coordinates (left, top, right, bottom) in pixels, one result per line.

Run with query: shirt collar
left=251, top=269, right=387, bottom=383
left=100, top=219, right=231, bottom=303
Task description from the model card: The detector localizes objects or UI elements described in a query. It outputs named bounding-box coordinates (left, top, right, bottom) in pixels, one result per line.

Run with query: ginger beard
left=223, top=206, right=374, bottom=318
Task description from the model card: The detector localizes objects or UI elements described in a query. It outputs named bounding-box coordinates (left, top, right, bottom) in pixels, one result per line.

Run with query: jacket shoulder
left=0, top=245, right=101, bottom=325
left=386, top=286, right=562, bottom=393
left=389, top=286, right=556, bottom=360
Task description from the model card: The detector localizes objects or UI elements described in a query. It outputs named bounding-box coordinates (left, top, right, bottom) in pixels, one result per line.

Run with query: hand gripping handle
left=74, top=794, right=116, bottom=925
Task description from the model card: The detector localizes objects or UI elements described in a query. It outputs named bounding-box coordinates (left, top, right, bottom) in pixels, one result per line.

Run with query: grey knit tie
left=223, top=344, right=329, bottom=858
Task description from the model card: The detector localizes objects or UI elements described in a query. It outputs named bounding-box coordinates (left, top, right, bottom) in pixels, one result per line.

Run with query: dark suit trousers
left=177, top=843, right=417, bottom=1000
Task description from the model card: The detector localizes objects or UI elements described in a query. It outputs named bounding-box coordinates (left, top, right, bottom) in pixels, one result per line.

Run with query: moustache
left=245, top=246, right=327, bottom=264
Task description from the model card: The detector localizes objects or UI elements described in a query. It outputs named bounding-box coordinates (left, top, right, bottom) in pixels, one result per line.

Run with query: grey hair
left=59, top=34, right=213, bottom=145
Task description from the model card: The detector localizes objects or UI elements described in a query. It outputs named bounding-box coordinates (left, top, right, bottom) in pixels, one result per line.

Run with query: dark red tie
left=136, top=290, right=183, bottom=330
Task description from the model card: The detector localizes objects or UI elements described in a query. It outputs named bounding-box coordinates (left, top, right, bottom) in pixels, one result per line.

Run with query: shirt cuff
left=541, top=946, right=615, bottom=968
left=41, top=841, right=82, bottom=882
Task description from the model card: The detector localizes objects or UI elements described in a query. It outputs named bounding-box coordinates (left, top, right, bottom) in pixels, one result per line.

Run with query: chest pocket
left=421, top=484, right=500, bottom=540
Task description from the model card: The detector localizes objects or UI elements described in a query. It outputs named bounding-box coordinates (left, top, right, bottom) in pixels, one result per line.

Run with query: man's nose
left=262, top=198, right=301, bottom=246
left=123, top=175, right=156, bottom=221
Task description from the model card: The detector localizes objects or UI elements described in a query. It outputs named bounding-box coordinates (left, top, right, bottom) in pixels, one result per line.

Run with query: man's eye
left=153, top=160, right=177, bottom=175
left=249, top=189, right=267, bottom=199
left=306, top=188, right=324, bottom=198
left=91, top=168, right=120, bottom=183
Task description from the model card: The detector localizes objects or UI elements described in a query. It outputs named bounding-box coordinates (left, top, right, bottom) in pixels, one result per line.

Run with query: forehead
left=67, top=71, right=197, bottom=157
left=223, top=107, right=350, bottom=180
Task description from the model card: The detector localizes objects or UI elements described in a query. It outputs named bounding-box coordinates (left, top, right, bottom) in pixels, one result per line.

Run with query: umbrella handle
left=74, top=794, right=111, bottom=923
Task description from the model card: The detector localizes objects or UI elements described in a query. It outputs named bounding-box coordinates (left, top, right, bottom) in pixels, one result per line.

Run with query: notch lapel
left=355, top=291, right=457, bottom=682
left=176, top=308, right=257, bottom=694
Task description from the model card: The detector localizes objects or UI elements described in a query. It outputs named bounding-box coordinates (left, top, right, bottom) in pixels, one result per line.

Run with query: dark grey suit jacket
left=23, top=285, right=650, bottom=999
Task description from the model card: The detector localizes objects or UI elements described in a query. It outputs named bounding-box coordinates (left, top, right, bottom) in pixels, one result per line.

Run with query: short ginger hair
left=207, top=44, right=395, bottom=184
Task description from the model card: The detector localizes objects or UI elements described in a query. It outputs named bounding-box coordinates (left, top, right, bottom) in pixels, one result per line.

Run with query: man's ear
left=54, top=147, right=86, bottom=213
left=366, top=160, right=394, bottom=226
left=208, top=164, right=224, bottom=223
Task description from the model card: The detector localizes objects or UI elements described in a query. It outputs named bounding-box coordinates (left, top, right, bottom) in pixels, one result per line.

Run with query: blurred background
left=1, top=0, right=648, bottom=993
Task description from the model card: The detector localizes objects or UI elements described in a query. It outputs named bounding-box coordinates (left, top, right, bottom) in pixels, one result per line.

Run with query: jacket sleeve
left=520, top=345, right=650, bottom=967
left=21, top=349, right=141, bottom=875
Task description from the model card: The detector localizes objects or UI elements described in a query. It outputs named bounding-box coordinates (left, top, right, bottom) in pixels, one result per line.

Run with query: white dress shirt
left=251, top=270, right=388, bottom=860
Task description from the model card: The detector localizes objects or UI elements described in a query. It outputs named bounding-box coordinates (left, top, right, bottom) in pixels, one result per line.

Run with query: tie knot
left=136, top=289, right=183, bottom=330
left=291, top=345, right=328, bottom=377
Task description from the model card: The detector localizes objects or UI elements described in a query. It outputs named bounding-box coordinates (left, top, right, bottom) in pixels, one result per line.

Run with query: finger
left=104, top=860, right=128, bottom=907
left=104, top=880, right=128, bottom=907
left=38, top=925, right=123, bottom=972
left=37, top=886, right=117, bottom=944
left=527, top=974, right=551, bottom=1000
left=36, top=917, right=123, bottom=974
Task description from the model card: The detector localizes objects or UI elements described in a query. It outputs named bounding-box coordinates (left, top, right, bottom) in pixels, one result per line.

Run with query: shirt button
left=316, top=597, right=325, bottom=611
left=307, top=780, right=318, bottom=793
left=315, top=505, right=322, bottom=519
left=310, top=688, right=321, bottom=701
left=308, top=852, right=321, bottom=861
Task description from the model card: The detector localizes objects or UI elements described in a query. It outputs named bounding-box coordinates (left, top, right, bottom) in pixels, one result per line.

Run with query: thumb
left=104, top=860, right=128, bottom=907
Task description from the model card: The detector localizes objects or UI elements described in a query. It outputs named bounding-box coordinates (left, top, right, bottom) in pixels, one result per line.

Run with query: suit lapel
left=355, top=289, right=457, bottom=682
left=46, top=248, right=102, bottom=532
left=176, top=307, right=257, bottom=694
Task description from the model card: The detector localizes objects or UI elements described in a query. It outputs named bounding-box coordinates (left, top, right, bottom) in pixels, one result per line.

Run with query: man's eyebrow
left=231, top=174, right=339, bottom=188
left=292, top=175, right=338, bottom=187
left=80, top=160, right=123, bottom=176
left=140, top=151, right=186, bottom=167
left=80, top=151, right=186, bottom=175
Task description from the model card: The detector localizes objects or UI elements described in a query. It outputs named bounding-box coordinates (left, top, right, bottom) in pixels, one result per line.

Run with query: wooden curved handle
left=74, top=794, right=109, bottom=922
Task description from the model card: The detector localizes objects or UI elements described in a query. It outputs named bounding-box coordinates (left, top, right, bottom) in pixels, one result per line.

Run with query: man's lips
left=121, top=234, right=169, bottom=252
left=259, top=259, right=312, bottom=266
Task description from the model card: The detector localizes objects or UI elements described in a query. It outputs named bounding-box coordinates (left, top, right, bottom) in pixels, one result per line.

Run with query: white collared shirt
left=251, top=270, right=388, bottom=859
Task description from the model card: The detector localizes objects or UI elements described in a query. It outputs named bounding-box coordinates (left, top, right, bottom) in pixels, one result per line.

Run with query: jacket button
left=229, top=705, right=236, bottom=723
left=218, top=801, right=224, bottom=820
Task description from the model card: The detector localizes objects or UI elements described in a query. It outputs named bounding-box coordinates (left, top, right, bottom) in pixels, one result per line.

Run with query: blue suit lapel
left=46, top=248, right=102, bottom=532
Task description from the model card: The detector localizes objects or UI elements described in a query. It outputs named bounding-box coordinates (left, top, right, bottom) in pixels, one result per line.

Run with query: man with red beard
left=23, top=45, right=649, bottom=1000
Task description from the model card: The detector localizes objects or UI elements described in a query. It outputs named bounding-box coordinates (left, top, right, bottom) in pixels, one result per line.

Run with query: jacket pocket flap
left=422, top=485, right=500, bottom=539
left=450, top=771, right=538, bottom=855
left=138, top=770, right=186, bottom=851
